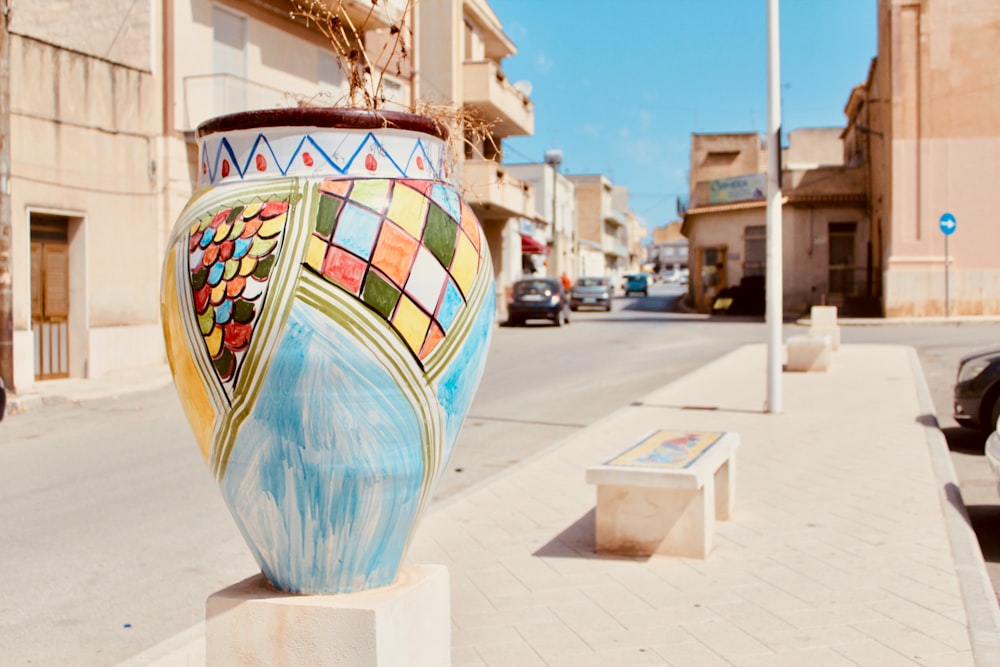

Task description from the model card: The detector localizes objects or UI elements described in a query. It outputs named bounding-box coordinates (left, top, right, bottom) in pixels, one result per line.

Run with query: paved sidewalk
left=4, top=364, right=173, bottom=417
left=400, top=344, right=1000, bottom=666
left=63, top=344, right=1000, bottom=665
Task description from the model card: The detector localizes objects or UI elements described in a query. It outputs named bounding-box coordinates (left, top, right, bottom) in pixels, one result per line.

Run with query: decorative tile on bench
left=605, top=430, right=726, bottom=469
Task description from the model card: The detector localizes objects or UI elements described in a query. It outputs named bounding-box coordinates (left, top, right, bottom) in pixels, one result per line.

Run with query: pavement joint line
left=907, top=346, right=1000, bottom=665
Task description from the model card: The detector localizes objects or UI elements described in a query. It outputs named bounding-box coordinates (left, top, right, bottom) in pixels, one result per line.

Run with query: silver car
left=569, top=277, right=612, bottom=311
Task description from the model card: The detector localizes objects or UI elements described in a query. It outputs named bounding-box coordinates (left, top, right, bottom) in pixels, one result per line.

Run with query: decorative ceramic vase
left=160, top=108, right=495, bottom=594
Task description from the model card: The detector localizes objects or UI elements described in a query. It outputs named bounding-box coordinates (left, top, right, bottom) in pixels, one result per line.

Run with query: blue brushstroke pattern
left=430, top=184, right=461, bottom=221
left=436, top=279, right=464, bottom=331
left=435, top=288, right=495, bottom=477
left=221, top=300, right=425, bottom=594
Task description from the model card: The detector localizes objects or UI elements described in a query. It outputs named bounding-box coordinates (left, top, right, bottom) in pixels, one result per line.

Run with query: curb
left=908, top=347, right=1000, bottom=665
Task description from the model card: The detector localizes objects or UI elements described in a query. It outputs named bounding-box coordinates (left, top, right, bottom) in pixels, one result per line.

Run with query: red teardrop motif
left=222, top=160, right=230, bottom=178
left=193, top=284, right=212, bottom=312
left=365, top=154, right=377, bottom=172
left=416, top=156, right=424, bottom=170
left=224, top=321, right=253, bottom=350
left=256, top=154, right=267, bottom=172
left=303, top=152, right=314, bottom=167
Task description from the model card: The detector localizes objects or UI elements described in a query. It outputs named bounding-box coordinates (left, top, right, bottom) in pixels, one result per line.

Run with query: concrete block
left=786, top=334, right=832, bottom=372
left=810, top=305, right=840, bottom=350
left=586, top=431, right=739, bottom=559
left=206, top=565, right=451, bottom=667
left=810, top=305, right=838, bottom=327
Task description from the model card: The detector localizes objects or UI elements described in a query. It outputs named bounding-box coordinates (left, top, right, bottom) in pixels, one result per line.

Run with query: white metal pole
left=766, top=0, right=783, bottom=413
left=945, top=234, right=950, bottom=318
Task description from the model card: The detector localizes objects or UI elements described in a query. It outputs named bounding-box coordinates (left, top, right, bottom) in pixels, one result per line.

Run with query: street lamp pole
left=765, top=0, right=783, bottom=413
left=0, top=1, right=12, bottom=394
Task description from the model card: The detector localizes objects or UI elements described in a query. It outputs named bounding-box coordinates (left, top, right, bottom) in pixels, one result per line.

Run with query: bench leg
left=595, top=481, right=715, bottom=559
left=715, top=457, right=736, bottom=521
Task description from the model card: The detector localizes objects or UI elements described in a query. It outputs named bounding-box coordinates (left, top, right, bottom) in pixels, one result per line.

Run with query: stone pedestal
left=206, top=564, right=450, bottom=667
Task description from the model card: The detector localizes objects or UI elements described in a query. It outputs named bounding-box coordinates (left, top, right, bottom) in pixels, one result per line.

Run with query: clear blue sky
left=488, top=0, right=877, bottom=228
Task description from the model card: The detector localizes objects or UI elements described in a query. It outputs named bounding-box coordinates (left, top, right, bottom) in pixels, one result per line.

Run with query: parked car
left=987, top=430, right=1000, bottom=496
left=664, top=268, right=689, bottom=285
left=623, top=273, right=649, bottom=296
left=507, top=277, right=571, bottom=326
left=953, top=347, right=1000, bottom=432
left=570, top=276, right=612, bottom=311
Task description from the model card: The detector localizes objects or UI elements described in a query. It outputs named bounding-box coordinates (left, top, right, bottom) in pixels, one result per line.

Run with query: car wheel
left=553, top=312, right=563, bottom=327
left=605, top=304, right=612, bottom=312
left=570, top=305, right=578, bottom=311
left=508, top=316, right=522, bottom=326
left=642, top=289, right=648, bottom=296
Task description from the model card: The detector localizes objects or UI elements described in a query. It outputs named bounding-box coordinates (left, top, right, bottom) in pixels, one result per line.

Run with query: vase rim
left=197, top=107, right=448, bottom=142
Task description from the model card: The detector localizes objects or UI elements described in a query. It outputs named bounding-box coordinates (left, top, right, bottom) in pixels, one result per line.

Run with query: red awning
left=520, top=234, right=549, bottom=255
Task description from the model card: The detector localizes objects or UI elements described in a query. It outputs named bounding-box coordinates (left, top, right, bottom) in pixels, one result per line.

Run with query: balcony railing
left=604, top=209, right=627, bottom=227
left=601, top=237, right=629, bottom=258
left=461, top=159, right=535, bottom=219
left=251, top=0, right=404, bottom=30
left=182, top=74, right=315, bottom=132
left=462, top=60, right=534, bottom=139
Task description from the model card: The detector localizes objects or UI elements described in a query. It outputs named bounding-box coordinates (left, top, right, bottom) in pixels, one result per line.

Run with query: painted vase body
left=160, top=109, right=495, bottom=594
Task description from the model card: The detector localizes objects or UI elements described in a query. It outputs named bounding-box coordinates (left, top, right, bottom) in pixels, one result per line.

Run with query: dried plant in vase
left=290, top=0, right=412, bottom=110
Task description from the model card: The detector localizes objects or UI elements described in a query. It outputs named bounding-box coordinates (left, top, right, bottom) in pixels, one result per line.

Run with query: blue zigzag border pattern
left=202, top=131, right=445, bottom=184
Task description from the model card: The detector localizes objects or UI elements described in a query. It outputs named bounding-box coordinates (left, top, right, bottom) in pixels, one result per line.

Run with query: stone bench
left=585, top=430, right=739, bottom=559
left=786, top=334, right=832, bottom=372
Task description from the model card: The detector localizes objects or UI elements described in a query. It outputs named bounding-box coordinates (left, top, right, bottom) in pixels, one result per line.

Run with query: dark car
left=507, top=277, right=570, bottom=326
left=953, top=348, right=1000, bottom=432
left=570, top=276, right=612, bottom=311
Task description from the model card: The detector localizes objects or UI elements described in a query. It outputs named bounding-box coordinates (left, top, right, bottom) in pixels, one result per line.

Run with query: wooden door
left=30, top=223, right=70, bottom=379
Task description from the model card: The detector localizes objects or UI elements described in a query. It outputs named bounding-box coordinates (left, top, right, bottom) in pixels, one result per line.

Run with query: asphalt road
left=1, top=281, right=998, bottom=665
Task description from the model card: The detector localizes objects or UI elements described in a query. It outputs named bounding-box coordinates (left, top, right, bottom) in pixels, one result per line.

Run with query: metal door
left=828, top=222, right=858, bottom=295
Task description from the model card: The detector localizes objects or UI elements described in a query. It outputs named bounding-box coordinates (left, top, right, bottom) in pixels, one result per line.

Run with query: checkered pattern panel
left=304, top=179, right=484, bottom=364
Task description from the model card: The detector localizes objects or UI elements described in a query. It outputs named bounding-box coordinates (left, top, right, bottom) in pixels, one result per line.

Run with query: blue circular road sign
left=939, top=212, right=957, bottom=236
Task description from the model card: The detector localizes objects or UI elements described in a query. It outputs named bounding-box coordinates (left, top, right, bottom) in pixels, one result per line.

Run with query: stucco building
left=506, top=155, right=577, bottom=281
left=2, top=0, right=535, bottom=393
left=569, top=174, right=631, bottom=286
left=684, top=0, right=1000, bottom=318
left=647, top=222, right=689, bottom=275
left=417, top=0, right=535, bottom=320
left=682, top=129, right=868, bottom=315
left=8, top=2, right=164, bottom=392
left=853, top=0, right=1000, bottom=317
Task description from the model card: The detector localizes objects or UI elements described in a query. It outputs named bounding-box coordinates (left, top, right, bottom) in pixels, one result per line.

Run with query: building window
left=744, top=225, right=766, bottom=277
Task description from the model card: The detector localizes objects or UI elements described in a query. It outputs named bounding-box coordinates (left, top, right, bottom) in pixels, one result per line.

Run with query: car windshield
left=577, top=278, right=607, bottom=288
left=514, top=280, right=557, bottom=295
